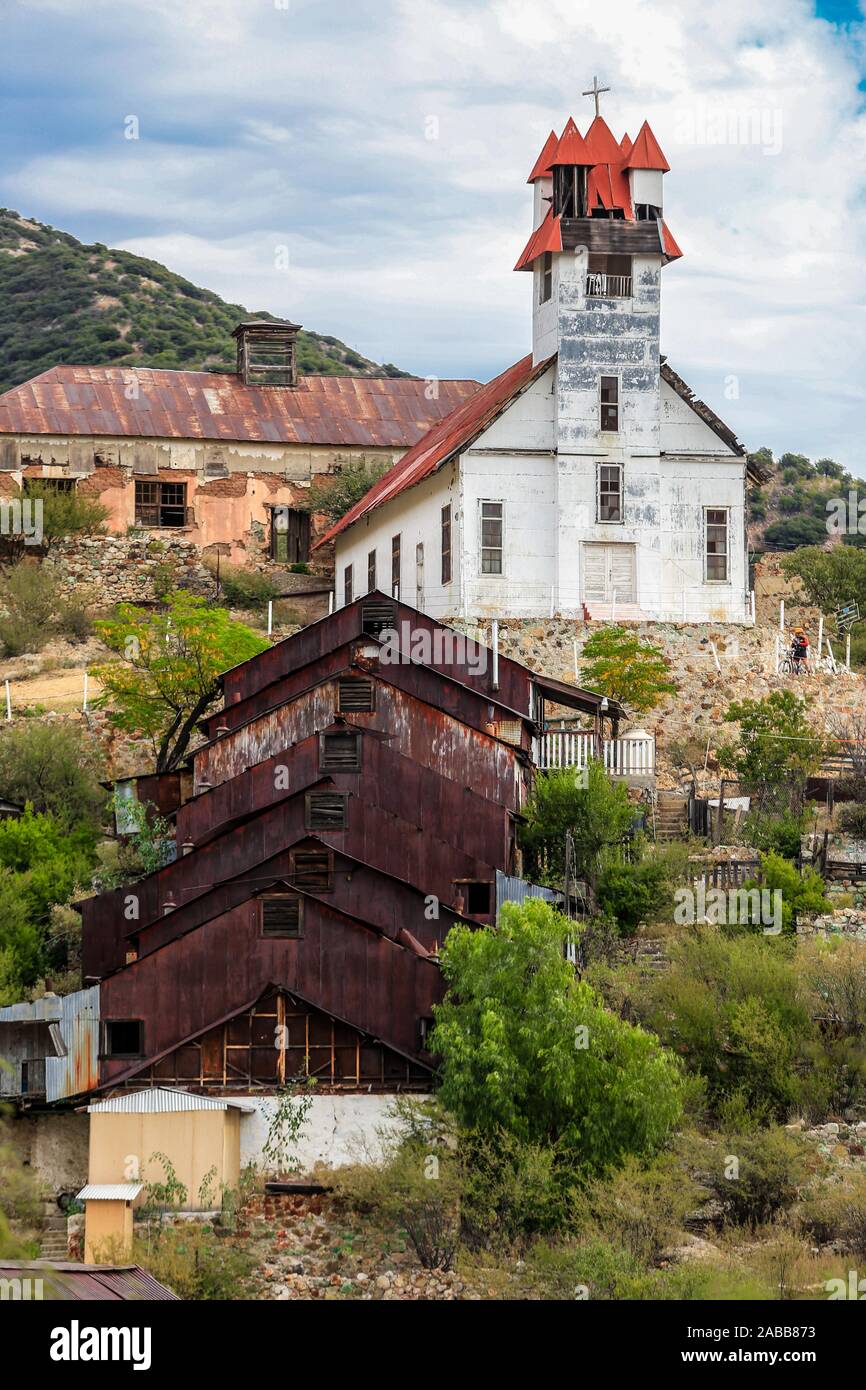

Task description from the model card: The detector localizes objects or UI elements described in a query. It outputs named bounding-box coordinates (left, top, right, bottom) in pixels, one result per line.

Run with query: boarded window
left=600, top=376, right=619, bottom=431
left=597, top=464, right=623, bottom=523
left=705, top=508, right=729, bottom=581
left=305, top=791, right=348, bottom=830
left=290, top=849, right=332, bottom=891
left=135, top=480, right=188, bottom=528
left=23, top=477, right=76, bottom=494
left=103, top=1020, right=144, bottom=1057
left=270, top=507, right=311, bottom=563
left=441, top=503, right=452, bottom=585
left=367, top=549, right=376, bottom=593
left=320, top=730, right=361, bottom=771
left=391, top=535, right=401, bottom=599
left=344, top=564, right=353, bottom=607
left=480, top=501, right=503, bottom=575
left=261, top=894, right=303, bottom=937
left=338, top=677, right=374, bottom=713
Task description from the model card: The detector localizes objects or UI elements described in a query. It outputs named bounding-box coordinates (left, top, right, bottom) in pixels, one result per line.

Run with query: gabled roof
left=660, top=220, right=683, bottom=261
left=619, top=132, right=633, bottom=156
left=625, top=120, right=670, bottom=172
left=0, top=364, right=480, bottom=449
left=514, top=206, right=564, bottom=272
left=527, top=129, right=558, bottom=182
left=587, top=162, right=633, bottom=218
left=314, top=353, right=554, bottom=547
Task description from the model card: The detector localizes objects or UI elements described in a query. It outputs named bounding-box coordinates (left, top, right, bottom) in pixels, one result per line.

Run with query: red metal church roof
left=314, top=353, right=554, bottom=548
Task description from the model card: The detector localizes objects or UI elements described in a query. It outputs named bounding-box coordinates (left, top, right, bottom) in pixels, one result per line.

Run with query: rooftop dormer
left=232, top=319, right=301, bottom=388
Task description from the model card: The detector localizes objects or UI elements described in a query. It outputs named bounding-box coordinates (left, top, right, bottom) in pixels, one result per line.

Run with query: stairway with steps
left=40, top=1212, right=69, bottom=1261
left=655, top=791, right=690, bottom=842
left=583, top=601, right=648, bottom=623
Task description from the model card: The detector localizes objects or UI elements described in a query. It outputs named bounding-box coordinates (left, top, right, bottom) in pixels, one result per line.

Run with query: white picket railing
left=539, top=730, right=655, bottom=775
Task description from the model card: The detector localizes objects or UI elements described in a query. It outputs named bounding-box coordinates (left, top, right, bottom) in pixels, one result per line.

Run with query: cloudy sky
left=1, top=0, right=864, bottom=463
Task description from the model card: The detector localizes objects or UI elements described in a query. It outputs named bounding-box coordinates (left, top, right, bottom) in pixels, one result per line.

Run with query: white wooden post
left=573, top=639, right=579, bottom=680
left=779, top=599, right=785, bottom=632
left=846, top=631, right=851, bottom=671
left=491, top=619, right=499, bottom=691
left=709, top=641, right=721, bottom=674
left=817, top=614, right=824, bottom=662
left=826, top=636, right=837, bottom=673
left=775, top=633, right=781, bottom=674
left=267, top=600, right=273, bottom=636
left=749, top=590, right=756, bottom=624
left=4, top=680, right=10, bottom=722
left=328, top=591, right=334, bottom=614
left=83, top=672, right=88, bottom=712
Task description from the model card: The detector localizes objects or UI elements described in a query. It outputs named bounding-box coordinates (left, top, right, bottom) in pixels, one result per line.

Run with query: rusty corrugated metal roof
left=0, top=366, right=480, bottom=447
left=314, top=354, right=554, bottom=548
left=0, top=1261, right=179, bottom=1300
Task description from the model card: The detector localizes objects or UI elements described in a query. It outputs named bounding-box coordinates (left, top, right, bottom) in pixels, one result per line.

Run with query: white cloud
left=3, top=0, right=866, bottom=461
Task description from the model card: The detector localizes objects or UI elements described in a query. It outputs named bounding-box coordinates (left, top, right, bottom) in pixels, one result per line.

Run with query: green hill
left=0, top=208, right=409, bottom=392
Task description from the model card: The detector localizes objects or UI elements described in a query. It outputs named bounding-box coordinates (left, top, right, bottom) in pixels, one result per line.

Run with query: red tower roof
left=514, top=207, right=563, bottom=272
left=548, top=116, right=592, bottom=166
left=625, top=120, right=670, bottom=172
left=527, top=130, right=558, bottom=182
left=619, top=132, right=633, bottom=156
left=583, top=115, right=623, bottom=164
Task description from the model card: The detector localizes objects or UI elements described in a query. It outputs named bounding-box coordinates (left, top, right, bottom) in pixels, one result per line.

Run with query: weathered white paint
left=239, top=1094, right=405, bottom=1173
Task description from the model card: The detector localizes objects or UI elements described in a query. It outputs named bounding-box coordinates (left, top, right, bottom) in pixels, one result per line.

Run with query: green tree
left=782, top=546, right=866, bottom=615
left=0, top=722, right=105, bottom=828
left=431, top=899, right=685, bottom=1174
left=519, top=761, right=635, bottom=887
left=747, top=852, right=831, bottom=934
left=94, top=590, right=268, bottom=771
left=719, top=691, right=824, bottom=788
left=581, top=625, right=677, bottom=712
left=20, top=480, right=108, bottom=550
left=302, top=457, right=389, bottom=524
left=596, top=856, right=672, bottom=935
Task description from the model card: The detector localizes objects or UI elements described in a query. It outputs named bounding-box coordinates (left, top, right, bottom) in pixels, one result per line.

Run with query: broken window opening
left=600, top=376, right=619, bottom=432
left=597, top=463, right=623, bottom=523
left=135, top=481, right=189, bottom=529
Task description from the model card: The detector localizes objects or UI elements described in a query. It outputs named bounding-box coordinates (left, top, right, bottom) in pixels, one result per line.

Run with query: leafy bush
left=303, top=457, right=389, bottom=524
left=432, top=899, right=685, bottom=1174
left=215, top=564, right=281, bottom=611
left=519, top=761, right=635, bottom=887
left=742, top=809, right=805, bottom=860
left=644, top=928, right=811, bottom=1121
left=720, top=691, right=824, bottom=789
left=572, top=1152, right=703, bottom=1264
left=0, top=721, right=105, bottom=827
left=686, top=1127, right=809, bottom=1229
left=837, top=802, right=866, bottom=836
left=800, top=1169, right=866, bottom=1255
left=596, top=856, right=672, bottom=935
left=134, top=1224, right=256, bottom=1300
left=580, top=625, right=678, bottom=710
left=747, top=852, right=831, bottom=933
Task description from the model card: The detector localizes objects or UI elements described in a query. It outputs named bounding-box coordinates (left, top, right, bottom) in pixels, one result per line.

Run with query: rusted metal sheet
left=0, top=365, right=479, bottom=448
left=98, top=890, right=446, bottom=1090
left=0, top=1261, right=179, bottom=1300
left=0, top=986, right=99, bottom=1100
left=47, top=986, right=100, bottom=1101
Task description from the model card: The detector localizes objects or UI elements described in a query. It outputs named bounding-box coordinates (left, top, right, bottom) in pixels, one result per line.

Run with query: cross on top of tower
left=582, top=75, right=610, bottom=117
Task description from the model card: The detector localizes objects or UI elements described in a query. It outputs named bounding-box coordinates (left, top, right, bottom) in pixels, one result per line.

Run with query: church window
left=344, top=563, right=353, bottom=607
left=367, top=549, right=376, bottom=592
left=705, top=509, right=729, bottom=582
left=391, top=534, right=401, bottom=598
left=598, top=464, right=623, bottom=523
left=600, top=376, right=619, bottom=431
left=480, top=502, right=503, bottom=575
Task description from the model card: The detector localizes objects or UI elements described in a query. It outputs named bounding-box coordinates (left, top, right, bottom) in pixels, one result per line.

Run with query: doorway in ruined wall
left=270, top=507, right=311, bottom=564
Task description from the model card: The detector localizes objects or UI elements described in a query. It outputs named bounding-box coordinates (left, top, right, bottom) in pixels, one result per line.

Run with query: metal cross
left=582, top=76, right=610, bottom=117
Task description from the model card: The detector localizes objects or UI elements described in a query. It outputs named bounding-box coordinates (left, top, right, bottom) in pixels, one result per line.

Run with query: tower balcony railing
left=585, top=272, right=632, bottom=299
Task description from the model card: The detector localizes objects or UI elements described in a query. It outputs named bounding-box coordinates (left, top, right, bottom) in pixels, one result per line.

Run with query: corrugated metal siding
left=0, top=1261, right=179, bottom=1300
left=495, top=871, right=563, bottom=920
left=46, top=986, right=100, bottom=1102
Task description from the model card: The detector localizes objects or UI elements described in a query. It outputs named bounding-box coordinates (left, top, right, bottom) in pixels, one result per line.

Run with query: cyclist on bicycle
left=790, top=627, right=810, bottom=673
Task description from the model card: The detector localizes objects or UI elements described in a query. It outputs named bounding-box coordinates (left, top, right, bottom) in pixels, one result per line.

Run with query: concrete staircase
left=655, top=790, right=690, bottom=842
left=40, top=1212, right=68, bottom=1261
left=583, top=601, right=648, bottom=623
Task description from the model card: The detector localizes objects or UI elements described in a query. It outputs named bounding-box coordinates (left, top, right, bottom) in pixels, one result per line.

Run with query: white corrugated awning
left=77, top=1184, right=144, bottom=1202
left=87, top=1086, right=255, bottom=1114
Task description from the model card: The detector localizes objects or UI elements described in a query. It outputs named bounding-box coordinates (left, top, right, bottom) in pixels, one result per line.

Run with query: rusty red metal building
left=7, top=595, right=619, bottom=1103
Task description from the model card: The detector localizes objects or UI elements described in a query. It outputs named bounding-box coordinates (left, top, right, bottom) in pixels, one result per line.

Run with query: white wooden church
left=319, top=101, right=757, bottom=624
